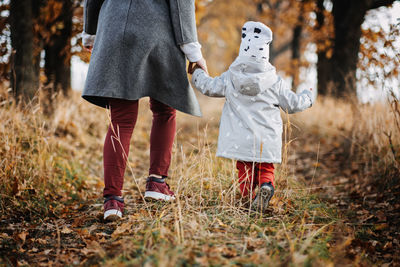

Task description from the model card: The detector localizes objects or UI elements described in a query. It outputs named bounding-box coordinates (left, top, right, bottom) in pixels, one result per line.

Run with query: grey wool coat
left=82, top=0, right=202, bottom=116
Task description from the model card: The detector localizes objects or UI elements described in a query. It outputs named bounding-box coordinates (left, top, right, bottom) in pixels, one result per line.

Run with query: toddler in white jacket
left=190, top=21, right=314, bottom=211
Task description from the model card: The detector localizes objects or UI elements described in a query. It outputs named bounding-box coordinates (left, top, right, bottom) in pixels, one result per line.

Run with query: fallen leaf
left=0, top=233, right=9, bottom=238
left=111, top=223, right=131, bottom=238
left=36, top=238, right=47, bottom=245
left=61, top=226, right=73, bottom=234
left=18, top=231, right=28, bottom=243
left=83, top=240, right=106, bottom=257
left=383, top=242, right=392, bottom=250
left=376, top=211, right=387, bottom=222
left=375, top=223, right=388, bottom=231
left=17, top=260, right=28, bottom=266
left=221, top=246, right=237, bottom=258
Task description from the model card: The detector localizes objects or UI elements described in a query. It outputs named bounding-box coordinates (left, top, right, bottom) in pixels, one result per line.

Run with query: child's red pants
left=236, top=161, right=275, bottom=197
left=103, top=98, right=176, bottom=197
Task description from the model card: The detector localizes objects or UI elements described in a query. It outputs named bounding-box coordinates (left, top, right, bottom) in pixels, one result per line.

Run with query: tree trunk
left=315, top=0, right=330, bottom=95
left=44, top=0, right=73, bottom=96
left=9, top=0, right=39, bottom=101
left=291, top=11, right=303, bottom=90
left=317, top=51, right=330, bottom=95
left=329, top=0, right=369, bottom=97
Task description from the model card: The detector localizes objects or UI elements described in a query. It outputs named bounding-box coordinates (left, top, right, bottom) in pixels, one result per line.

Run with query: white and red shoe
left=103, top=196, right=124, bottom=221
left=144, top=177, right=175, bottom=201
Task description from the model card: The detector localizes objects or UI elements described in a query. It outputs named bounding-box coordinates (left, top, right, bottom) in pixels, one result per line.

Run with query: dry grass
left=1, top=85, right=398, bottom=265
left=293, top=95, right=400, bottom=183
left=0, top=87, right=106, bottom=217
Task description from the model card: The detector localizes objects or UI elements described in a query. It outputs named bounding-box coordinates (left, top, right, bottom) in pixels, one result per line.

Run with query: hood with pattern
left=229, top=21, right=278, bottom=96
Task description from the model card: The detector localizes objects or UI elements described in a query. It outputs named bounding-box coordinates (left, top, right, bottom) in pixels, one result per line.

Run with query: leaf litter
left=0, top=93, right=399, bottom=266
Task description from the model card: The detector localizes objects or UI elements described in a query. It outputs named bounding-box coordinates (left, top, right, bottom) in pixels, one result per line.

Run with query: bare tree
left=325, top=0, right=396, bottom=96
left=9, top=0, right=40, bottom=101
left=43, top=0, right=74, bottom=96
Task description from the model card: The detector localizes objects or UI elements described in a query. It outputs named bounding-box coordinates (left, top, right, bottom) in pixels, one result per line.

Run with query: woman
left=82, top=0, right=207, bottom=221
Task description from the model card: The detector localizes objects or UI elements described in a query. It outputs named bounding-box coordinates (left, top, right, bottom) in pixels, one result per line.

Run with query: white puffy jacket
left=192, top=56, right=313, bottom=163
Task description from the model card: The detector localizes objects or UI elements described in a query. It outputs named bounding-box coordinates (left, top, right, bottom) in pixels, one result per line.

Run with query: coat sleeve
left=191, top=69, right=228, bottom=97
left=84, top=0, right=105, bottom=35
left=277, top=80, right=313, bottom=114
left=168, top=0, right=198, bottom=45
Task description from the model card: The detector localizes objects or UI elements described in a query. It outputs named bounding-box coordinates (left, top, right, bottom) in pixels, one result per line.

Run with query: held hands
left=84, top=46, right=93, bottom=53
left=188, top=58, right=208, bottom=75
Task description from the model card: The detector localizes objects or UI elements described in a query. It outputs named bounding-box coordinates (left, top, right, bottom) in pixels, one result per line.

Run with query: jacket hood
left=229, top=56, right=278, bottom=96
left=229, top=21, right=278, bottom=96
left=239, top=21, right=273, bottom=62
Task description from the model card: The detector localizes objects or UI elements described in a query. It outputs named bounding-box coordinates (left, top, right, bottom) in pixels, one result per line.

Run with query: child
left=190, top=21, right=313, bottom=211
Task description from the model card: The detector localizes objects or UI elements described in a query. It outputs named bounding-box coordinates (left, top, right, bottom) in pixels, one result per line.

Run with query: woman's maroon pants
left=103, top=98, right=176, bottom=197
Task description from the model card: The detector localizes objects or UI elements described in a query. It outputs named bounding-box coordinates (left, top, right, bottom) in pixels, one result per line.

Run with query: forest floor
left=0, top=92, right=399, bottom=266
left=289, top=125, right=400, bottom=266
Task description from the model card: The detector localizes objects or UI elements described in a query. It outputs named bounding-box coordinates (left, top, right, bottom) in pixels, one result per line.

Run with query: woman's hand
left=188, top=58, right=208, bottom=75
left=196, top=58, right=208, bottom=74
left=84, top=46, right=93, bottom=53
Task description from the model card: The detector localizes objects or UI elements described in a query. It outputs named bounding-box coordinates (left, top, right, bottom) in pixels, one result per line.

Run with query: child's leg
left=103, top=98, right=139, bottom=197
left=149, top=98, right=176, bottom=177
left=236, top=161, right=258, bottom=197
left=257, top=163, right=275, bottom=188
left=251, top=163, right=275, bottom=211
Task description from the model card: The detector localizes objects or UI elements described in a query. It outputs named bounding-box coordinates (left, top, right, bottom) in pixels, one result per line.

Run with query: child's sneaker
left=251, top=182, right=274, bottom=212
left=144, top=177, right=176, bottom=201
left=104, top=195, right=124, bottom=221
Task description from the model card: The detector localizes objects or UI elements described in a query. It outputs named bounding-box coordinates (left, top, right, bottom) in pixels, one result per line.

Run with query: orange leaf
left=18, top=231, right=28, bottom=242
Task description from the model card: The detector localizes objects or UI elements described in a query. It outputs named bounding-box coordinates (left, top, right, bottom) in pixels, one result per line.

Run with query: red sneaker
left=104, top=196, right=124, bottom=221
left=144, top=177, right=176, bottom=201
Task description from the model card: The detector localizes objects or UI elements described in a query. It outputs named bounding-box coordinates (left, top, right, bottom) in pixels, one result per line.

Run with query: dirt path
left=289, top=129, right=400, bottom=265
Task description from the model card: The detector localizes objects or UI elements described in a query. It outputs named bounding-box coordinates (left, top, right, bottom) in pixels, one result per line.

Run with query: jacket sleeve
left=191, top=69, right=228, bottom=97
left=168, top=0, right=198, bottom=45
left=278, top=80, right=313, bottom=114
left=84, top=0, right=105, bottom=35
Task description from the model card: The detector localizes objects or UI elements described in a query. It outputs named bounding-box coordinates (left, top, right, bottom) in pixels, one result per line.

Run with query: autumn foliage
left=0, top=0, right=400, bottom=266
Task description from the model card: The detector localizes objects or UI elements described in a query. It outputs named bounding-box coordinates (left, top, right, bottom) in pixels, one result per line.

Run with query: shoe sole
left=251, top=186, right=273, bottom=212
left=144, top=191, right=175, bottom=201
left=104, top=209, right=122, bottom=221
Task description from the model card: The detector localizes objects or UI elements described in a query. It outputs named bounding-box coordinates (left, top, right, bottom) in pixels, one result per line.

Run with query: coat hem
left=82, top=94, right=202, bottom=117
left=216, top=152, right=282, bottom=164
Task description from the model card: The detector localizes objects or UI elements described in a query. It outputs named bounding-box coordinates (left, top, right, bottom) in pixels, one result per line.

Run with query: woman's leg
left=148, top=98, right=176, bottom=176
left=103, top=98, right=139, bottom=197
left=143, top=98, right=176, bottom=201
left=236, top=161, right=258, bottom=197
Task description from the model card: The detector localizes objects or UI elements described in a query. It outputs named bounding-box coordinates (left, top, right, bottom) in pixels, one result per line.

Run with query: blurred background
left=0, top=0, right=399, bottom=103
left=1, top=2, right=400, bottom=265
